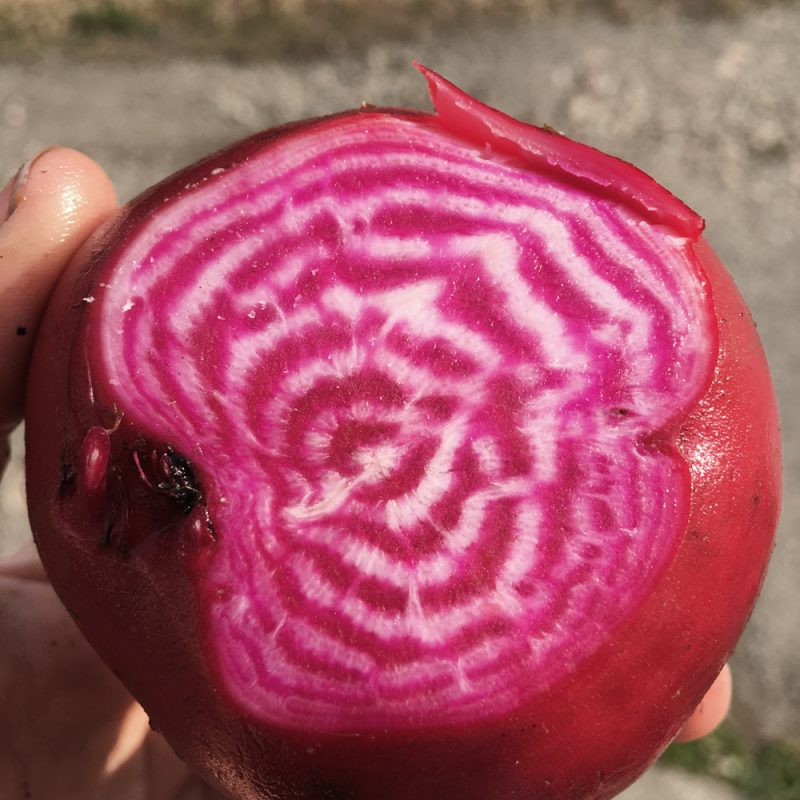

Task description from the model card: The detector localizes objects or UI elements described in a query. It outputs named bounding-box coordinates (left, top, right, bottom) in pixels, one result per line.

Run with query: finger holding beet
left=24, top=67, right=780, bottom=800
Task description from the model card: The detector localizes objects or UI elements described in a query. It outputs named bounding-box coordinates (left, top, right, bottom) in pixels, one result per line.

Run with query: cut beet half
left=72, top=68, right=714, bottom=736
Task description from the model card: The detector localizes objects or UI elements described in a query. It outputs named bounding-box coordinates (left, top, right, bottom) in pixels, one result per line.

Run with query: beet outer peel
left=25, top=66, right=781, bottom=800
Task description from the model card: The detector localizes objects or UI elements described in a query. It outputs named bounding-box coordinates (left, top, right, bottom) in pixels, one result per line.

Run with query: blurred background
left=1, top=1, right=798, bottom=798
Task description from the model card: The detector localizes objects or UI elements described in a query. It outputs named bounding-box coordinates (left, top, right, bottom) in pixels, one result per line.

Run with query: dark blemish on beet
left=102, top=519, right=114, bottom=547
left=58, top=461, right=77, bottom=497
left=157, top=447, right=203, bottom=515
left=132, top=445, right=204, bottom=516
left=16, top=326, right=27, bottom=336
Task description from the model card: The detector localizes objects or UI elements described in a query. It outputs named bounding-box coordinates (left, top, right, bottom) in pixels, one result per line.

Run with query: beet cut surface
left=26, top=67, right=780, bottom=800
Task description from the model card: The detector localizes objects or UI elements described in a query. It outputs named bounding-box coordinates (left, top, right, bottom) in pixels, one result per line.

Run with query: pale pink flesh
left=79, top=74, right=712, bottom=732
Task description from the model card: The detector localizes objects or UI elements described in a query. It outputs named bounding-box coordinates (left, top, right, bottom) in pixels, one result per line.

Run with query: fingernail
left=2, top=147, right=58, bottom=221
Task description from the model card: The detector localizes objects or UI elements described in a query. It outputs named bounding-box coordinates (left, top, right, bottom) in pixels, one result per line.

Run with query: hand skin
left=0, top=148, right=731, bottom=800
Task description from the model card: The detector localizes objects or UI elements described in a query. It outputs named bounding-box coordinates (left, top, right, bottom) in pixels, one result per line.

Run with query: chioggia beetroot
left=26, top=65, right=781, bottom=800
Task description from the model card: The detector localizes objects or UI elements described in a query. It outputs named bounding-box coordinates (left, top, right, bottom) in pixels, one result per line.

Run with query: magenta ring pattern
left=95, top=117, right=712, bottom=731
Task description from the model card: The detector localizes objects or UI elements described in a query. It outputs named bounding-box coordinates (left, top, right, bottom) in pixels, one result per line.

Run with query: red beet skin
left=26, top=67, right=780, bottom=800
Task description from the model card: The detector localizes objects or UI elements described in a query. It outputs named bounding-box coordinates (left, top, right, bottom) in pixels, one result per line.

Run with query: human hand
left=0, top=148, right=730, bottom=800
left=0, top=147, right=224, bottom=800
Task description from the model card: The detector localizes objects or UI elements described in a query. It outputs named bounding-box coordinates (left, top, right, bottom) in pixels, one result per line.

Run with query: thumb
left=0, top=148, right=118, bottom=435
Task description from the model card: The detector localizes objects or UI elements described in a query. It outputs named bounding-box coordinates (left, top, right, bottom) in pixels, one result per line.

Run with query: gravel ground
left=620, top=766, right=747, bottom=800
left=1, top=2, right=798, bottom=798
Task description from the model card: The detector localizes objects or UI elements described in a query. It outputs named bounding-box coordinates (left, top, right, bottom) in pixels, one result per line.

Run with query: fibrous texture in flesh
left=83, top=70, right=713, bottom=732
